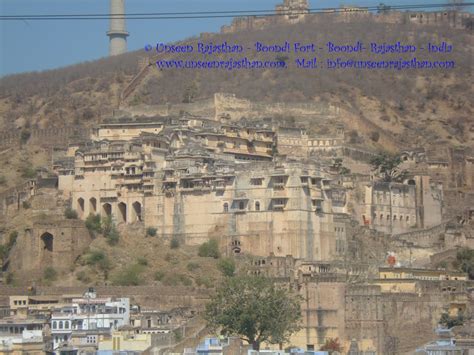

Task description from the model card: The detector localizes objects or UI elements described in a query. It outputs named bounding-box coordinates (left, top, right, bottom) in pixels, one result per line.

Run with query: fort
left=220, top=0, right=473, bottom=34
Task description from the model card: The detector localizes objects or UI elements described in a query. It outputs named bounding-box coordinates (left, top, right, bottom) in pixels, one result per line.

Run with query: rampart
left=0, top=286, right=212, bottom=310
left=0, top=180, right=36, bottom=217
left=0, top=127, right=90, bottom=150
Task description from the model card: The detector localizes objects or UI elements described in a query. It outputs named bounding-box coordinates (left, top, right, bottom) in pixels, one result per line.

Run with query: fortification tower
left=107, top=0, right=129, bottom=56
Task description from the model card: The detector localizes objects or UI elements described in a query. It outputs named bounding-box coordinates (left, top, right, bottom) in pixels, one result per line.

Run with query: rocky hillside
left=0, top=16, right=472, bottom=150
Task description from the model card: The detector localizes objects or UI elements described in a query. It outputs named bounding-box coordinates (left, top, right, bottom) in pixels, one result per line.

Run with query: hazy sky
left=0, top=0, right=465, bottom=76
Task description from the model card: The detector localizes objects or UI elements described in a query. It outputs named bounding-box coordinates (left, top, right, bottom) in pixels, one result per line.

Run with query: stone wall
left=0, top=286, right=212, bottom=310
left=0, top=180, right=36, bottom=217
left=6, top=219, right=92, bottom=278
left=0, top=127, right=90, bottom=150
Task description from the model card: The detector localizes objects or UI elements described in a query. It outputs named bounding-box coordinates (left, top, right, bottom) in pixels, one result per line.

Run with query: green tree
left=204, top=275, right=302, bottom=350
left=84, top=250, right=111, bottom=279
left=112, top=264, right=144, bottom=286
left=44, top=267, right=57, bottom=282
left=217, top=258, right=236, bottom=277
left=64, top=207, right=78, bottom=219
left=454, top=248, right=474, bottom=279
left=85, top=214, right=102, bottom=233
left=170, top=237, right=180, bottom=249
left=370, top=153, right=408, bottom=182
left=198, top=239, right=220, bottom=259
left=439, top=311, right=464, bottom=328
left=146, top=227, right=157, bottom=237
left=20, top=130, right=31, bottom=144
left=0, top=175, right=6, bottom=185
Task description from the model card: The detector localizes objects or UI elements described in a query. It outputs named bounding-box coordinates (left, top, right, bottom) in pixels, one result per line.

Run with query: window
left=223, top=203, right=229, bottom=213
left=239, top=201, right=245, bottom=210
left=59, top=321, right=63, bottom=329
left=53, top=321, right=57, bottom=329
left=255, top=201, right=260, bottom=211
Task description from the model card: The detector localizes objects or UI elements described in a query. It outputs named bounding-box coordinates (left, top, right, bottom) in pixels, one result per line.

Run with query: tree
left=439, top=311, right=464, bottom=328
left=146, top=227, right=157, bottom=237
left=204, top=275, right=302, bottom=350
left=217, top=258, right=236, bottom=277
left=198, top=239, right=220, bottom=258
left=85, top=214, right=102, bottom=233
left=64, top=207, right=78, bottom=219
left=370, top=153, right=408, bottom=182
left=453, top=248, right=474, bottom=279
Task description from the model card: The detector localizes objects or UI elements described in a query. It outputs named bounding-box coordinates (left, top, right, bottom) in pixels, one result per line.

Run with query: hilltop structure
left=55, top=111, right=444, bottom=261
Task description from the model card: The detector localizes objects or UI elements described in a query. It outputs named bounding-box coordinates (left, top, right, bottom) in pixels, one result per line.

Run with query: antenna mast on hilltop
left=107, top=0, right=129, bottom=56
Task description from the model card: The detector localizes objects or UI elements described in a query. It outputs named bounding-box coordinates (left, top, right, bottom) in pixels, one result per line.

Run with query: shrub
left=164, top=253, right=179, bottom=265
left=198, top=239, right=220, bottom=259
left=163, top=274, right=192, bottom=286
left=44, top=267, right=57, bottom=281
left=195, top=275, right=213, bottom=288
left=5, top=272, right=15, bottom=285
left=178, top=274, right=193, bottom=286
left=0, top=175, right=6, bottom=185
left=146, top=227, right=157, bottom=237
left=20, top=130, right=31, bottom=144
left=162, top=274, right=180, bottom=286
left=64, top=207, right=78, bottom=219
left=84, top=250, right=110, bottom=271
left=370, top=131, right=380, bottom=142
left=137, top=257, right=148, bottom=266
left=170, top=238, right=180, bottom=249
left=85, top=214, right=102, bottom=233
left=105, top=227, right=120, bottom=246
left=7, top=231, right=18, bottom=251
left=439, top=312, right=464, bottom=328
left=154, top=270, right=165, bottom=281
left=174, top=329, right=183, bottom=342
left=112, top=264, right=144, bottom=286
left=187, top=262, right=200, bottom=272
left=217, top=258, right=236, bottom=277
left=21, top=201, right=30, bottom=209
left=20, top=165, right=36, bottom=179
left=454, top=248, right=474, bottom=279
left=76, top=270, right=91, bottom=283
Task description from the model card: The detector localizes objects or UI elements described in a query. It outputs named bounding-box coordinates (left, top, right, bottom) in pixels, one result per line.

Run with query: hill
left=0, top=15, right=472, bottom=153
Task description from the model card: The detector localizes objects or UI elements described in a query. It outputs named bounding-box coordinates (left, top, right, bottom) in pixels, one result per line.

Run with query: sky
left=0, top=0, right=464, bottom=76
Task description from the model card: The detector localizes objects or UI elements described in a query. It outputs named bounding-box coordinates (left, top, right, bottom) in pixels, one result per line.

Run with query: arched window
left=223, top=203, right=228, bottom=213
left=59, top=321, right=63, bottom=329
left=53, top=321, right=57, bottom=329
left=255, top=201, right=260, bottom=211
left=393, top=215, right=397, bottom=220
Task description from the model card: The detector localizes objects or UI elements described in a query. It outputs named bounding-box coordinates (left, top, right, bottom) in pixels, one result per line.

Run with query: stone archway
left=89, top=198, right=97, bottom=214
left=77, top=198, right=85, bottom=218
left=102, top=203, right=112, bottom=217
left=132, top=202, right=142, bottom=222
left=40, top=232, right=54, bottom=266
left=118, top=202, right=127, bottom=223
